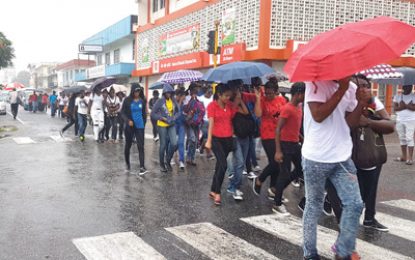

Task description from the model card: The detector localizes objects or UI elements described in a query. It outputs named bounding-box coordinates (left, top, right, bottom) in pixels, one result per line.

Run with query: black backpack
left=233, top=113, right=255, bottom=138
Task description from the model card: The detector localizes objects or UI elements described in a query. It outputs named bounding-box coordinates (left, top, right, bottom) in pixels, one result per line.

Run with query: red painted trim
left=258, top=0, right=271, bottom=54
left=165, top=0, right=170, bottom=15
left=147, top=0, right=151, bottom=24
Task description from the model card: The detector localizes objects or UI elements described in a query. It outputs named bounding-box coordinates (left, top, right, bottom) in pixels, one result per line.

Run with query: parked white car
left=0, top=95, right=7, bottom=115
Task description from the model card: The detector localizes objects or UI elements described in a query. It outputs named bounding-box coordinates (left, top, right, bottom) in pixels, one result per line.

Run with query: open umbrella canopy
left=91, top=77, right=117, bottom=92
left=358, top=64, right=404, bottom=84
left=202, top=61, right=275, bottom=83
left=106, top=84, right=128, bottom=93
left=284, top=16, right=415, bottom=82
left=159, top=70, right=203, bottom=84
left=63, top=86, right=87, bottom=94
left=150, top=81, right=166, bottom=90
left=396, top=67, right=415, bottom=86
left=4, top=82, right=24, bottom=91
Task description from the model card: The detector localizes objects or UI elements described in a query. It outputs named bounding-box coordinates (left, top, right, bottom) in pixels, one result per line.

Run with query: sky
left=1, top=0, right=138, bottom=72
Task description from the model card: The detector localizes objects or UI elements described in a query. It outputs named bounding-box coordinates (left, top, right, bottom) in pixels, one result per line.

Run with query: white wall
left=102, top=38, right=134, bottom=65
left=137, top=0, right=148, bottom=26
left=169, top=0, right=199, bottom=13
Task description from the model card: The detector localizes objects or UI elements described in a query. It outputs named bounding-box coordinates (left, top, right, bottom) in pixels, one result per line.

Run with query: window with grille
left=105, top=52, right=111, bottom=65
left=114, top=49, right=120, bottom=64
left=152, top=0, right=158, bottom=12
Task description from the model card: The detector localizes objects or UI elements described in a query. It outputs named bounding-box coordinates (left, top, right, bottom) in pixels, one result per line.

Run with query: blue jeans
left=176, top=123, right=186, bottom=162
left=77, top=113, right=88, bottom=136
left=227, top=137, right=250, bottom=192
left=158, top=126, right=177, bottom=166
left=186, top=125, right=199, bottom=161
left=302, top=158, right=363, bottom=258
left=32, top=101, right=38, bottom=112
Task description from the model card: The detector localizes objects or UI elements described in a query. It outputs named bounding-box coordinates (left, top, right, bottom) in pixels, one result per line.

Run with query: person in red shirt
left=205, top=83, right=249, bottom=206
left=252, top=80, right=287, bottom=198
left=30, top=92, right=39, bottom=113
left=42, top=93, right=49, bottom=113
left=272, top=82, right=305, bottom=215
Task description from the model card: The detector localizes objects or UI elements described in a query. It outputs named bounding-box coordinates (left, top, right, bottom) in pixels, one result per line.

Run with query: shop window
left=114, top=49, right=120, bottom=64
left=105, top=52, right=111, bottom=65
left=97, top=55, right=102, bottom=65
left=153, top=0, right=165, bottom=12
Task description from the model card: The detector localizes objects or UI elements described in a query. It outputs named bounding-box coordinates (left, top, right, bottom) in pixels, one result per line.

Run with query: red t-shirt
left=279, top=103, right=303, bottom=142
left=207, top=101, right=237, bottom=138
left=260, top=96, right=287, bottom=140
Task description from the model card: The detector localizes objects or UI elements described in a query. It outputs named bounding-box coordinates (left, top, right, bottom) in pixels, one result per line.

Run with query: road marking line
left=12, top=137, right=36, bottom=144
left=7, top=111, right=25, bottom=125
left=241, top=214, right=411, bottom=260
left=72, top=232, right=166, bottom=260
left=50, top=135, right=73, bottom=142
left=144, top=133, right=154, bottom=139
left=381, top=199, right=415, bottom=213
left=373, top=212, right=415, bottom=242
left=166, top=222, right=280, bottom=260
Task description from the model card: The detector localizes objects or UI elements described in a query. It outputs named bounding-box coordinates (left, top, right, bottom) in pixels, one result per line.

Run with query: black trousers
left=211, top=137, right=234, bottom=194
left=62, top=114, right=78, bottom=135
left=151, top=118, right=158, bottom=138
left=11, top=103, right=18, bottom=118
left=258, top=139, right=280, bottom=188
left=124, top=127, right=145, bottom=168
left=274, top=142, right=303, bottom=205
left=118, top=113, right=124, bottom=139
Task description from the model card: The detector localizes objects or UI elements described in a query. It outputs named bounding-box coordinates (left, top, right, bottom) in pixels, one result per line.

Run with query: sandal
left=394, top=157, right=406, bottom=162
left=214, top=194, right=221, bottom=206
left=406, top=160, right=413, bottom=165
left=209, top=192, right=216, bottom=200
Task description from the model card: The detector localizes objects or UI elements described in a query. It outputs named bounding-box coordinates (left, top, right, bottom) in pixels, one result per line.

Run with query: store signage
left=79, top=44, right=103, bottom=53
left=221, top=8, right=236, bottom=46
left=87, top=65, right=105, bottom=79
left=209, top=43, right=246, bottom=65
left=160, top=24, right=200, bottom=56
left=152, top=52, right=203, bottom=73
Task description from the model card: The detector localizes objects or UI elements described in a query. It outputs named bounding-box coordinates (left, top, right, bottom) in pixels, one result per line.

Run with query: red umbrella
left=284, top=16, right=415, bottom=82
left=4, top=82, right=25, bottom=91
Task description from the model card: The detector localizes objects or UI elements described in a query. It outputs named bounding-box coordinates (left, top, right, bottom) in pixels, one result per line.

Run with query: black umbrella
left=396, top=67, right=415, bottom=86
left=63, top=86, right=87, bottom=94
left=150, top=81, right=168, bottom=90
left=91, top=77, right=117, bottom=92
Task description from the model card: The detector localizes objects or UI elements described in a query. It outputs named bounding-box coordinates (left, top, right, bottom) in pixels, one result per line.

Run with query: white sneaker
left=235, top=189, right=244, bottom=196
left=242, top=170, right=248, bottom=175
left=170, top=160, right=176, bottom=166
left=291, top=180, right=301, bottom=188
left=154, top=137, right=159, bottom=142
left=272, top=204, right=290, bottom=216
left=268, top=188, right=276, bottom=197
left=179, top=161, right=185, bottom=169
left=253, top=165, right=261, bottom=172
left=247, top=172, right=257, bottom=179
left=233, top=190, right=243, bottom=201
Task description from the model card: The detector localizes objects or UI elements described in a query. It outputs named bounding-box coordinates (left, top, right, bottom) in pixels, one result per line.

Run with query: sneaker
left=272, top=204, right=290, bottom=216
left=298, top=198, right=306, bottom=213
left=154, top=137, right=159, bottom=142
left=252, top=178, right=261, bottom=196
left=242, top=170, right=248, bottom=175
left=267, top=194, right=289, bottom=203
left=235, top=189, right=244, bottom=196
left=233, top=191, right=243, bottom=201
left=291, top=179, right=300, bottom=188
left=79, top=135, right=85, bottom=142
left=59, top=130, right=64, bottom=137
left=228, top=174, right=234, bottom=179
left=363, top=219, right=389, bottom=232
left=323, top=196, right=334, bottom=216
left=253, top=165, right=261, bottom=172
left=160, top=166, right=167, bottom=173
left=179, top=161, right=185, bottom=169
left=247, top=171, right=257, bottom=179
left=268, top=187, right=276, bottom=197
left=139, top=167, right=148, bottom=176
left=166, top=163, right=173, bottom=171
left=332, top=244, right=361, bottom=260
left=170, top=160, right=176, bottom=166
left=126, top=164, right=131, bottom=172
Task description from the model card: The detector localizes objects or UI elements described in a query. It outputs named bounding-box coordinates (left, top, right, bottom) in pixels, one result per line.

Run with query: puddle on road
left=0, top=125, right=18, bottom=132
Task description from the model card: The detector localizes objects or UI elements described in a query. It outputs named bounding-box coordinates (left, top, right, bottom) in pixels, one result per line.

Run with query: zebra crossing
left=72, top=199, right=415, bottom=260
left=12, top=134, right=156, bottom=144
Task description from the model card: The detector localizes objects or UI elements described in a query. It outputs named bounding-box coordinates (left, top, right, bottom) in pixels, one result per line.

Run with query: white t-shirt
left=373, top=96, right=385, bottom=112
left=302, top=81, right=358, bottom=163
left=91, top=94, right=104, bottom=111
left=75, top=97, right=89, bottom=115
left=58, top=96, right=68, bottom=106
left=393, top=93, right=415, bottom=122
left=199, top=95, right=213, bottom=120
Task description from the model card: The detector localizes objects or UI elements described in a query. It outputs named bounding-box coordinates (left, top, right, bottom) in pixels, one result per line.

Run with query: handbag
left=351, top=125, right=387, bottom=169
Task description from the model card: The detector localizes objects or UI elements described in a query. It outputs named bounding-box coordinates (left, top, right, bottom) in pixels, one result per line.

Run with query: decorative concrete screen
left=270, top=0, right=415, bottom=56
left=136, top=0, right=261, bottom=69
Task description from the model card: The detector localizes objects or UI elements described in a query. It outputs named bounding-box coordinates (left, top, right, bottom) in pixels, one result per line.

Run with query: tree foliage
left=0, top=32, right=15, bottom=69
left=14, top=70, right=31, bottom=87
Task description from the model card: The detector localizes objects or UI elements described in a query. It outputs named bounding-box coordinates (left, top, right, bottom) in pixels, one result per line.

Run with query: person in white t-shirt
left=302, top=78, right=370, bottom=260
left=198, top=86, right=213, bottom=156
left=105, top=87, right=121, bottom=143
left=393, top=85, right=415, bottom=165
left=75, top=90, right=89, bottom=142
left=88, top=88, right=105, bottom=142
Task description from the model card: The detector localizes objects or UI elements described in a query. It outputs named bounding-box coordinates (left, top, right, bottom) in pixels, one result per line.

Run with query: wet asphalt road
left=0, top=109, right=414, bottom=260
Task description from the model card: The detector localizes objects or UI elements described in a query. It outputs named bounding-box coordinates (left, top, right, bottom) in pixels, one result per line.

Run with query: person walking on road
left=151, top=84, right=179, bottom=172
left=175, top=89, right=187, bottom=170
left=105, top=87, right=121, bottom=143
left=30, top=91, right=38, bottom=113
left=198, top=86, right=214, bottom=158
left=393, top=85, right=415, bottom=165
left=9, top=88, right=21, bottom=119
left=117, top=91, right=126, bottom=140
left=42, top=93, right=49, bottom=113
left=57, top=92, right=68, bottom=118
left=121, top=83, right=148, bottom=175
left=301, top=78, right=370, bottom=260
left=205, top=84, right=248, bottom=206
left=273, top=82, right=305, bottom=216
left=75, top=90, right=89, bottom=142
left=60, top=93, right=78, bottom=137
left=88, top=88, right=105, bottom=143
left=149, top=90, right=160, bottom=142
left=49, top=91, right=58, bottom=117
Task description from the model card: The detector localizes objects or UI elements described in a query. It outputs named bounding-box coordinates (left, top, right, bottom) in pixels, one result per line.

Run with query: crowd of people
left=31, top=74, right=413, bottom=260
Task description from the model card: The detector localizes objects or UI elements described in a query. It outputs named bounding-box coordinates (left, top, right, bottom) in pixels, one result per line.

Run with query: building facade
left=30, top=63, right=60, bottom=89
left=56, top=59, right=96, bottom=87
left=132, top=0, right=415, bottom=112
left=76, top=15, right=138, bottom=84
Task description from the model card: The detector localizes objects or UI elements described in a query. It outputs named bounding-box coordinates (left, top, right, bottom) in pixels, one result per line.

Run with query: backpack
left=184, top=99, right=205, bottom=127
left=233, top=112, right=255, bottom=138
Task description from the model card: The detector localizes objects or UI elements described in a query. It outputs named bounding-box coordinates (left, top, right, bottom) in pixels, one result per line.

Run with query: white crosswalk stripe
left=72, top=232, right=166, bottom=260
left=381, top=199, right=415, bottom=213
left=240, top=214, right=412, bottom=260
left=166, top=222, right=280, bottom=260
left=372, top=212, right=415, bottom=242
left=50, top=135, right=73, bottom=143
left=13, top=137, right=36, bottom=144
